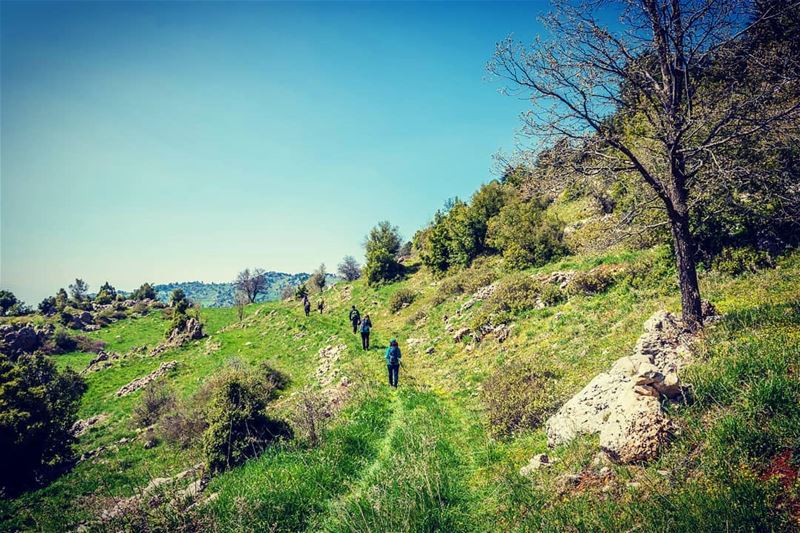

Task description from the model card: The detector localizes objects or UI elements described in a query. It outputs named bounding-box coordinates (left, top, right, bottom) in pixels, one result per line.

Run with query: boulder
left=452, top=327, right=471, bottom=342
left=599, top=388, right=674, bottom=463
left=544, top=310, right=695, bottom=463
left=72, top=413, right=110, bottom=437
left=0, top=324, right=42, bottom=358
left=116, top=361, right=178, bottom=397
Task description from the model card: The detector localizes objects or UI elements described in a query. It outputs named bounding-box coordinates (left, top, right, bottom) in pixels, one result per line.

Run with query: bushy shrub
left=202, top=363, right=291, bottom=473
left=364, top=247, right=403, bottom=286
left=488, top=274, right=543, bottom=313
left=566, top=264, right=620, bottom=295
left=158, top=403, right=207, bottom=449
left=0, top=353, right=87, bottom=495
left=291, top=389, right=328, bottom=447
left=53, top=329, right=78, bottom=352
left=132, top=381, right=176, bottom=428
left=712, top=246, right=775, bottom=276
left=131, top=282, right=156, bottom=301
left=481, top=360, right=559, bottom=438
left=539, top=283, right=566, bottom=306
left=460, top=265, right=498, bottom=294
left=74, top=335, right=106, bottom=353
left=388, top=288, right=416, bottom=313
left=486, top=198, right=567, bottom=270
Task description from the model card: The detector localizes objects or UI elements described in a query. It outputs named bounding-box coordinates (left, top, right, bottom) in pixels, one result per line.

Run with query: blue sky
left=1, top=1, right=546, bottom=305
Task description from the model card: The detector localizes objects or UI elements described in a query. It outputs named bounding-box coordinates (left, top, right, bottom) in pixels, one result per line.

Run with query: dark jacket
left=385, top=344, right=401, bottom=365
left=349, top=308, right=361, bottom=322
left=360, top=317, right=372, bottom=333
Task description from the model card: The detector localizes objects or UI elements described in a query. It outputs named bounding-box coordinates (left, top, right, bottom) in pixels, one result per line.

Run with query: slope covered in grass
left=2, top=247, right=798, bottom=532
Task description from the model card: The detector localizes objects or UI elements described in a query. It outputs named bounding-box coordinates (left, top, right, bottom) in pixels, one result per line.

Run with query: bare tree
left=488, top=0, right=799, bottom=329
left=234, top=290, right=248, bottom=321
left=234, top=268, right=268, bottom=304
left=337, top=255, right=362, bottom=281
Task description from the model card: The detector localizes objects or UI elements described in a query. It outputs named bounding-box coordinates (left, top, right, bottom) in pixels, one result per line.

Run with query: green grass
left=2, top=250, right=799, bottom=531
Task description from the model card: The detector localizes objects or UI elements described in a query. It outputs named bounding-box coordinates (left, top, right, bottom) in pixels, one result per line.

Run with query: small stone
left=633, top=385, right=659, bottom=397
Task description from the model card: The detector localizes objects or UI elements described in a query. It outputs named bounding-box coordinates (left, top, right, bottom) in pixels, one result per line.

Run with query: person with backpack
left=385, top=338, right=401, bottom=388
left=359, top=314, right=372, bottom=350
left=317, top=299, right=325, bottom=314
left=303, top=296, right=311, bottom=317
left=349, top=305, right=361, bottom=334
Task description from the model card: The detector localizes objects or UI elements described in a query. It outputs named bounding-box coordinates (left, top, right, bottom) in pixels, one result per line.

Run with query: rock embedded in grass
left=544, top=310, right=697, bottom=464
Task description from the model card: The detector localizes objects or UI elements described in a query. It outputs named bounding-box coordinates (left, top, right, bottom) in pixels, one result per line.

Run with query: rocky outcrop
left=151, top=318, right=206, bottom=356
left=0, top=324, right=44, bottom=358
left=101, top=463, right=206, bottom=522
left=116, top=361, right=178, bottom=397
left=82, top=350, right=123, bottom=374
left=72, top=413, right=110, bottom=437
left=544, top=310, right=704, bottom=463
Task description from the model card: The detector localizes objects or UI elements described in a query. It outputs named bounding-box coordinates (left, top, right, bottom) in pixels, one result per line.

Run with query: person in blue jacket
left=385, top=338, right=401, bottom=388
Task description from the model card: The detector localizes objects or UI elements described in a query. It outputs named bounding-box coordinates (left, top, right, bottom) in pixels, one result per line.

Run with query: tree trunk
left=669, top=205, right=703, bottom=331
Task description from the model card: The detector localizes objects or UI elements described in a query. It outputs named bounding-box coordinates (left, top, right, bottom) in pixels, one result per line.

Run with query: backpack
left=388, top=346, right=400, bottom=365
left=360, top=319, right=371, bottom=333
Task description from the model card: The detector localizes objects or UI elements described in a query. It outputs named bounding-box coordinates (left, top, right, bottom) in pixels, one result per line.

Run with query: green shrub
left=713, top=246, right=774, bottom=276
left=202, top=364, right=291, bottom=473
left=132, top=381, right=176, bottom=428
left=539, top=283, right=566, bottom=306
left=389, top=288, right=416, bottom=313
left=481, top=360, right=559, bottom=438
left=0, top=353, right=86, bottom=495
left=486, top=197, right=567, bottom=270
left=488, top=274, right=543, bottom=314
left=460, top=265, right=498, bottom=294
left=53, top=329, right=77, bottom=352
left=566, top=264, right=621, bottom=295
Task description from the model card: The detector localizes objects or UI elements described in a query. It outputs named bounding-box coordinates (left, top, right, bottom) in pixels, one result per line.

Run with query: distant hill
left=153, top=272, right=338, bottom=307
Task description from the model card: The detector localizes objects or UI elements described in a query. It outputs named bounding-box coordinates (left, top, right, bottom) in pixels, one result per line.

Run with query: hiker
left=386, top=338, right=401, bottom=388
left=317, top=299, right=325, bottom=314
left=359, top=314, right=372, bottom=350
left=303, top=296, right=311, bottom=317
left=349, top=305, right=361, bottom=334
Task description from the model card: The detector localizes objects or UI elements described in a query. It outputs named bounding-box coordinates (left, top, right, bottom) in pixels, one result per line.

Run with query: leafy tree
left=295, top=284, right=309, bottom=299
left=0, top=353, right=87, bottom=496
left=364, top=221, right=403, bottom=285
left=489, top=0, right=800, bottom=329
left=337, top=255, right=362, bottom=281
left=0, top=290, right=19, bottom=316
left=95, top=281, right=117, bottom=304
left=309, top=264, right=327, bottom=293
left=170, top=288, right=189, bottom=314
left=38, top=296, right=58, bottom=316
left=131, top=282, right=156, bottom=301
left=55, top=288, right=69, bottom=310
left=365, top=220, right=402, bottom=257
left=68, top=279, right=88, bottom=302
left=487, top=198, right=567, bottom=270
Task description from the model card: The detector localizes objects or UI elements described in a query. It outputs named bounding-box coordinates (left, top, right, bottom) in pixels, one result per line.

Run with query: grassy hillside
left=2, top=246, right=798, bottom=532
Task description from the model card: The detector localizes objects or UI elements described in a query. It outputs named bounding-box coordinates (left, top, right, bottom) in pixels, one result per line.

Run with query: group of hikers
left=348, top=304, right=401, bottom=388
left=302, top=294, right=325, bottom=316
left=300, top=294, right=401, bottom=388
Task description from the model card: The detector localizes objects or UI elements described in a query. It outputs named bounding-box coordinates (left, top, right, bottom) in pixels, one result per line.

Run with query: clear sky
left=1, top=1, right=545, bottom=305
